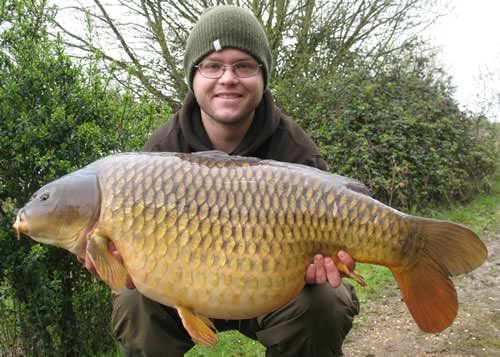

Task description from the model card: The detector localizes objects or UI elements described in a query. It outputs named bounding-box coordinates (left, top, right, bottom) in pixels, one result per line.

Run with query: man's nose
left=218, top=66, right=239, bottom=83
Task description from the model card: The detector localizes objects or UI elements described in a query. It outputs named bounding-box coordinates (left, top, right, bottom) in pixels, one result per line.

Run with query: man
left=87, top=5, right=359, bottom=356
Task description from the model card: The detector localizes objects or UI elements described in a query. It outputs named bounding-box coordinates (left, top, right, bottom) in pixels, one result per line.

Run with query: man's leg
left=112, top=283, right=359, bottom=357
left=253, top=283, right=359, bottom=357
left=111, top=289, right=194, bottom=357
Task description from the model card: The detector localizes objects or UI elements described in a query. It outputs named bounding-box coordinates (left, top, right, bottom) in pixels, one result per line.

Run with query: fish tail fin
left=390, top=218, right=487, bottom=333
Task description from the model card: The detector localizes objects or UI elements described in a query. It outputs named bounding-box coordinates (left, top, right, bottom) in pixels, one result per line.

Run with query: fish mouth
left=13, top=209, right=27, bottom=240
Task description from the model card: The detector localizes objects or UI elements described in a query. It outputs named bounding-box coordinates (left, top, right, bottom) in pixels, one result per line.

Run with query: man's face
left=192, top=48, right=264, bottom=127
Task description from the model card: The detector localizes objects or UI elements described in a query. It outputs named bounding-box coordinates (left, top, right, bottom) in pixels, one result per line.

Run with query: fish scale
left=14, top=151, right=487, bottom=345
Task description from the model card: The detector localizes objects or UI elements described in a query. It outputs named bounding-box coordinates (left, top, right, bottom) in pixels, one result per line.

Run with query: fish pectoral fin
left=335, top=258, right=367, bottom=287
left=176, top=306, right=217, bottom=347
left=86, top=233, right=127, bottom=291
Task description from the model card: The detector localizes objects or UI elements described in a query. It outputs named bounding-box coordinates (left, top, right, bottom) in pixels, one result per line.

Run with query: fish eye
left=40, top=192, right=50, bottom=201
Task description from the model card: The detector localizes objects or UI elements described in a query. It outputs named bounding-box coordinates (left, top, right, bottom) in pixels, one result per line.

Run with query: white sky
left=424, top=0, right=500, bottom=122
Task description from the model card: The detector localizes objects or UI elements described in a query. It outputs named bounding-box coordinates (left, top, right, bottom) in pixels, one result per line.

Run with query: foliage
left=0, top=0, right=169, bottom=355
left=273, top=46, right=498, bottom=210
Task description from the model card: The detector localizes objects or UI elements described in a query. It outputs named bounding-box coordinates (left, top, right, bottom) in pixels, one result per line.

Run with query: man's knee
left=111, top=290, right=193, bottom=357
left=256, top=283, right=359, bottom=356
left=111, top=289, right=142, bottom=338
left=302, top=281, right=359, bottom=323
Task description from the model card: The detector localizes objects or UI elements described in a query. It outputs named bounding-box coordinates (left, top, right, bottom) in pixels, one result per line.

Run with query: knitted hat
left=184, top=5, right=272, bottom=91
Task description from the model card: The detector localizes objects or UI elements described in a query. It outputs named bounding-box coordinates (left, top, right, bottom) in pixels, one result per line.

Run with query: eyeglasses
left=195, top=61, right=262, bottom=79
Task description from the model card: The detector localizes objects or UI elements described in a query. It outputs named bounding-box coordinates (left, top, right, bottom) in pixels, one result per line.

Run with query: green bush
left=0, top=2, right=169, bottom=355
left=273, top=50, right=497, bottom=210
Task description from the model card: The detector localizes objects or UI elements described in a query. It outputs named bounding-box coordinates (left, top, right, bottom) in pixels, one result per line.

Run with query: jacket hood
left=178, top=90, right=281, bottom=155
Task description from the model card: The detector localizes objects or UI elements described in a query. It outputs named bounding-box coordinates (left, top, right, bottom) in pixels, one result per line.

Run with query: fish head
left=13, top=171, right=100, bottom=255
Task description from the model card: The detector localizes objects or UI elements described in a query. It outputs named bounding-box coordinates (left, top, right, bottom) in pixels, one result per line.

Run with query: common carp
left=13, top=151, right=487, bottom=346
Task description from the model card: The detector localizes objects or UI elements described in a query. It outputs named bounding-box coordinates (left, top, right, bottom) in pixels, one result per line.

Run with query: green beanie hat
left=184, top=5, right=272, bottom=92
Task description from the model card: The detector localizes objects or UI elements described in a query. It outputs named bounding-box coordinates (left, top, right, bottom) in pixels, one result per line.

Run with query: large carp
left=13, top=151, right=487, bottom=346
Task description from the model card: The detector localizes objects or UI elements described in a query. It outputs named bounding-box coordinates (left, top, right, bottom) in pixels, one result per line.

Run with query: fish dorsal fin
left=329, top=173, right=371, bottom=196
left=190, top=150, right=230, bottom=159
left=186, top=151, right=260, bottom=166
left=190, top=152, right=371, bottom=196
left=261, top=160, right=372, bottom=197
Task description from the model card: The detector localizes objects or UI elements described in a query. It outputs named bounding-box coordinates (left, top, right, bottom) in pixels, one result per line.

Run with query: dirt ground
left=343, top=232, right=500, bottom=357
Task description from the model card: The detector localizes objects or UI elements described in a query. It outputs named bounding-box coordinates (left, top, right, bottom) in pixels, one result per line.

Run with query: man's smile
left=214, top=92, right=243, bottom=99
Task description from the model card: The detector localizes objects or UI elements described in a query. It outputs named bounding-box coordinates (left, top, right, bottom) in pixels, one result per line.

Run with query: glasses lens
left=199, top=62, right=223, bottom=78
left=234, top=62, right=260, bottom=77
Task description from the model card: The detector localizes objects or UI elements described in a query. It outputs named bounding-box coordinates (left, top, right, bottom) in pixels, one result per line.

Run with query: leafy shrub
left=273, top=50, right=497, bottom=210
left=0, top=2, right=169, bottom=355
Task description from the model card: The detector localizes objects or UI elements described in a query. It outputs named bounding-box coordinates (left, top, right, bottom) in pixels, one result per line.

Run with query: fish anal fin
left=391, top=256, right=457, bottom=333
left=176, top=306, right=217, bottom=347
left=86, top=233, right=127, bottom=291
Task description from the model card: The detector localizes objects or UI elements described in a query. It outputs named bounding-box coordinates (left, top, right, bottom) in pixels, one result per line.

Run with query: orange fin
left=335, top=259, right=367, bottom=286
left=392, top=218, right=488, bottom=333
left=416, top=219, right=487, bottom=276
left=86, top=234, right=128, bottom=291
left=176, top=306, right=217, bottom=347
left=391, top=256, right=457, bottom=333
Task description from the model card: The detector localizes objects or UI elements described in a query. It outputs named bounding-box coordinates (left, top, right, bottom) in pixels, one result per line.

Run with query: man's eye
left=203, top=63, right=222, bottom=70
left=235, top=62, right=253, bottom=69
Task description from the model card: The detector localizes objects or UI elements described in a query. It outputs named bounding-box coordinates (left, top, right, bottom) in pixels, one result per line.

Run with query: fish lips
left=13, top=208, right=28, bottom=240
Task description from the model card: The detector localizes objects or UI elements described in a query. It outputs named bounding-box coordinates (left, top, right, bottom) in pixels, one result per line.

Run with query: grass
left=187, top=331, right=265, bottom=357
left=420, top=174, right=500, bottom=238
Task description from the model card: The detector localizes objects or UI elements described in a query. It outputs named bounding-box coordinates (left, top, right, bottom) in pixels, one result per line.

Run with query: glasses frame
left=195, top=61, right=263, bottom=79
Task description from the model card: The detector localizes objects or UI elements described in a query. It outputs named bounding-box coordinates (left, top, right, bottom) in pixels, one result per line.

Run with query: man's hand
left=305, top=250, right=355, bottom=288
left=77, top=240, right=135, bottom=289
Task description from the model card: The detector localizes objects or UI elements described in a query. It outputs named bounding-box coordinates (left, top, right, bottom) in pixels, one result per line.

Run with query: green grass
left=187, top=331, right=265, bottom=357
left=420, top=174, right=500, bottom=237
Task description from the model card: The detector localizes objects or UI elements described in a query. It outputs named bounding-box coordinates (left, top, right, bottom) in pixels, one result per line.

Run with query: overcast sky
left=424, top=0, right=500, bottom=122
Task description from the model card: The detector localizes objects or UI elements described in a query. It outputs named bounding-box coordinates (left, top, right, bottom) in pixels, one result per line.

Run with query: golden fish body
left=96, top=153, right=402, bottom=318
left=14, top=151, right=487, bottom=345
